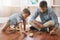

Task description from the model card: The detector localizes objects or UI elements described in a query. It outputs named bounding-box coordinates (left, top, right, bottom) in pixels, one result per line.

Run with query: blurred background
left=0, top=0, right=60, bottom=24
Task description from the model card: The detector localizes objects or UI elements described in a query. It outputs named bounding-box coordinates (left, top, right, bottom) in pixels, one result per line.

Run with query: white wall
left=45, top=0, right=53, bottom=7
left=0, top=0, right=53, bottom=9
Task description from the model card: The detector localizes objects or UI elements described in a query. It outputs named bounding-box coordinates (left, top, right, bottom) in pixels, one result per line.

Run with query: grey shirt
left=30, top=7, right=59, bottom=28
left=9, top=12, right=23, bottom=25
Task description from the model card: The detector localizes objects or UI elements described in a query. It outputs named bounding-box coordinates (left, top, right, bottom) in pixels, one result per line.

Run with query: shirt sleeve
left=50, top=10, right=59, bottom=28
left=16, top=16, right=23, bottom=24
left=29, top=9, right=40, bottom=22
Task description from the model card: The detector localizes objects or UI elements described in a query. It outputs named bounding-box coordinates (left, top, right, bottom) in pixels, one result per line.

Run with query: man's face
left=40, top=7, right=47, bottom=13
left=23, top=13, right=29, bottom=19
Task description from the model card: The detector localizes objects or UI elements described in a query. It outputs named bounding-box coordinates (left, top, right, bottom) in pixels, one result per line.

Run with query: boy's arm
left=2, top=19, right=10, bottom=31
left=19, top=21, right=26, bottom=33
left=19, top=23, right=22, bottom=32
left=23, top=20, right=26, bottom=31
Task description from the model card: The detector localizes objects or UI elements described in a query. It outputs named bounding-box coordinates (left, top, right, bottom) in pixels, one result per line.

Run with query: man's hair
left=39, top=1, right=47, bottom=8
left=23, top=8, right=30, bottom=15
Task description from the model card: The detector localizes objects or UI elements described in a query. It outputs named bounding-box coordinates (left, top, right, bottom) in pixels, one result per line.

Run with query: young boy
left=2, top=8, right=30, bottom=32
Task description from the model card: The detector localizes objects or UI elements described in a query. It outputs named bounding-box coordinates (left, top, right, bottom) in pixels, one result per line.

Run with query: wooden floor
left=0, top=24, right=60, bottom=40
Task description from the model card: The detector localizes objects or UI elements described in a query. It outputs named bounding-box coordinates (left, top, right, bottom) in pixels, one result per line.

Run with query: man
left=29, top=1, right=59, bottom=35
left=2, top=8, right=30, bottom=32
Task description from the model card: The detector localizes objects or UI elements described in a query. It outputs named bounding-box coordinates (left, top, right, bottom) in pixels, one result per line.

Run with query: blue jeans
left=30, top=26, right=53, bottom=32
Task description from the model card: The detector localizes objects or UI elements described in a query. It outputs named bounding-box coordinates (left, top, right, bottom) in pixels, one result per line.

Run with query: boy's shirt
left=9, top=12, right=23, bottom=25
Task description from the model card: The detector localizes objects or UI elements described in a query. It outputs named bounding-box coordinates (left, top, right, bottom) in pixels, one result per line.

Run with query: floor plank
left=0, top=24, right=60, bottom=40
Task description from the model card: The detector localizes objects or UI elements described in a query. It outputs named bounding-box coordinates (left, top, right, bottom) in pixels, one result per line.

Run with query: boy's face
left=40, top=7, right=47, bottom=13
left=23, top=13, right=29, bottom=19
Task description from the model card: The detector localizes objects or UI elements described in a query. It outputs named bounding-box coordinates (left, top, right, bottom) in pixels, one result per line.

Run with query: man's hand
left=50, top=30, right=55, bottom=34
left=50, top=27, right=58, bottom=35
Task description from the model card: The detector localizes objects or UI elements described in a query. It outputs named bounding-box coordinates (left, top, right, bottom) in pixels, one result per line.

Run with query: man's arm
left=50, top=10, right=59, bottom=34
left=31, top=20, right=44, bottom=28
left=29, top=9, right=44, bottom=30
